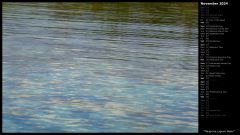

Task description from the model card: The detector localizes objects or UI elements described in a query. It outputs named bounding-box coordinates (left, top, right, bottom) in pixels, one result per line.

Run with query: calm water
left=3, top=3, right=198, bottom=133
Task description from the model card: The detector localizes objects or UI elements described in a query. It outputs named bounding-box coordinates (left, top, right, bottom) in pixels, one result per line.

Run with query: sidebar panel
left=199, top=0, right=237, bottom=134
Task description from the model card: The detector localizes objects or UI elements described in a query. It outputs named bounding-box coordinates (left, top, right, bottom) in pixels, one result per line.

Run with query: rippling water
left=3, top=2, right=198, bottom=132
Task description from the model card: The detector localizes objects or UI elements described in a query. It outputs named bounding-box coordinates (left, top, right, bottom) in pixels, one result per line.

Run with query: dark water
left=3, top=3, right=198, bottom=132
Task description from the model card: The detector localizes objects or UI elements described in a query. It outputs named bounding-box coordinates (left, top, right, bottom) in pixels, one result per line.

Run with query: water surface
left=3, top=2, right=198, bottom=132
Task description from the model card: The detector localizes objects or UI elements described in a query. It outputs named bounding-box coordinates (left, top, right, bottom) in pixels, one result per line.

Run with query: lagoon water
left=3, top=3, right=198, bottom=132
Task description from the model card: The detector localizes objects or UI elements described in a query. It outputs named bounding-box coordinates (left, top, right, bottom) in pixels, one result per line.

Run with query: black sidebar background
left=199, top=0, right=238, bottom=134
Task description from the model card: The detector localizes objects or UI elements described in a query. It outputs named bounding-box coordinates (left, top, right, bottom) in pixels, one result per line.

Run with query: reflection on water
left=3, top=2, right=198, bottom=132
